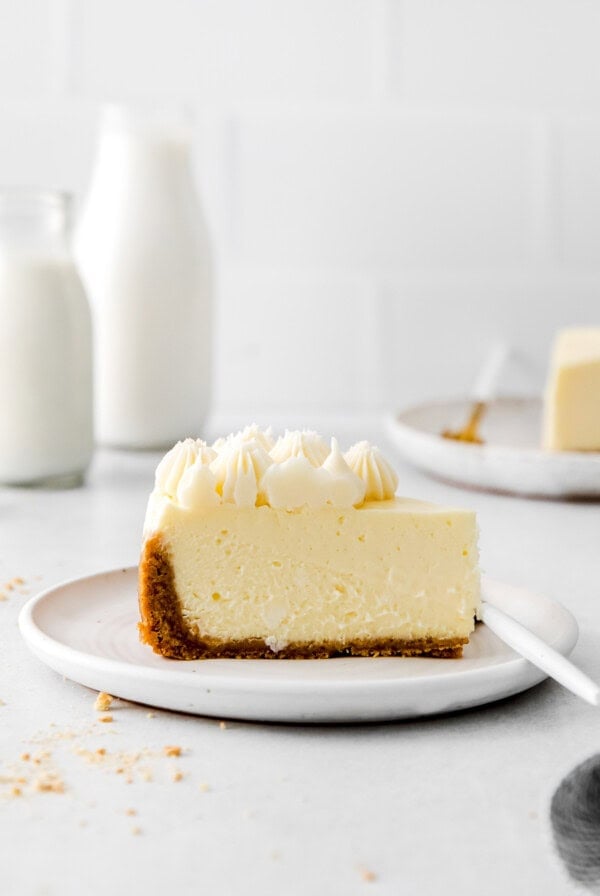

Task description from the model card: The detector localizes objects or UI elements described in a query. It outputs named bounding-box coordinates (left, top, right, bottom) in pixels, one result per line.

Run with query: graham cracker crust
left=138, top=534, right=467, bottom=660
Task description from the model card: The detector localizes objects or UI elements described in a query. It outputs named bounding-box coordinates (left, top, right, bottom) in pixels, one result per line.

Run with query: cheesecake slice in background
left=543, top=328, right=600, bottom=451
left=139, top=428, right=480, bottom=660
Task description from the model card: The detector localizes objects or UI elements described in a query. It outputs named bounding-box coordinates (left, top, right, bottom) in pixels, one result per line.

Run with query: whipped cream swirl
left=155, top=438, right=216, bottom=497
left=146, top=427, right=398, bottom=520
left=270, top=430, right=329, bottom=467
left=212, top=423, right=275, bottom=454
left=210, top=438, right=273, bottom=507
left=344, top=441, right=399, bottom=501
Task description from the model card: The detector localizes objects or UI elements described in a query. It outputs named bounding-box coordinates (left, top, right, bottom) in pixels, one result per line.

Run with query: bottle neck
left=95, top=104, right=195, bottom=180
left=97, top=129, right=192, bottom=168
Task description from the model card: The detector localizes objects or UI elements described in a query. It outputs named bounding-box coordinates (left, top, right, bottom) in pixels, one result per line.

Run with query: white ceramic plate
left=386, top=397, right=600, bottom=498
left=19, top=567, right=578, bottom=723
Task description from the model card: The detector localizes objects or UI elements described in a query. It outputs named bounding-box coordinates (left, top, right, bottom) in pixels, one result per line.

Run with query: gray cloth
left=552, top=755, right=600, bottom=891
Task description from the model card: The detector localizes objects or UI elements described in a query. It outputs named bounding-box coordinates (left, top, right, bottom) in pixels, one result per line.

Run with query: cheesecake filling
left=543, top=328, right=600, bottom=451
left=147, top=499, right=479, bottom=649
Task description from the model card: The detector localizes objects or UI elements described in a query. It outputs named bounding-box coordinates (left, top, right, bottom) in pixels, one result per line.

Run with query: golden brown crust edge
left=138, top=534, right=467, bottom=660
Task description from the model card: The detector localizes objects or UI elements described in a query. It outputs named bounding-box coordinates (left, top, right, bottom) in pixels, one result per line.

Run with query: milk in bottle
left=75, top=106, right=213, bottom=449
left=0, top=190, right=93, bottom=486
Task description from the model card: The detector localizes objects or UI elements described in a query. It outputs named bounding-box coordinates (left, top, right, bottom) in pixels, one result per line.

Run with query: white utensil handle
left=473, top=342, right=511, bottom=402
left=480, top=600, right=599, bottom=706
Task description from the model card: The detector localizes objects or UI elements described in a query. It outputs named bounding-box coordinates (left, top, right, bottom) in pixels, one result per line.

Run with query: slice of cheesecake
left=543, top=327, right=600, bottom=451
left=139, top=429, right=480, bottom=660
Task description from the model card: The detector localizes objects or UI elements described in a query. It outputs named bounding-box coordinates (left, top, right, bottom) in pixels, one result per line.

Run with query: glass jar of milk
left=0, top=190, right=93, bottom=486
left=74, top=105, right=213, bottom=449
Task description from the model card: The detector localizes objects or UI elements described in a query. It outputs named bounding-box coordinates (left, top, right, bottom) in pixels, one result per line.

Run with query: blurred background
left=3, top=0, right=599, bottom=430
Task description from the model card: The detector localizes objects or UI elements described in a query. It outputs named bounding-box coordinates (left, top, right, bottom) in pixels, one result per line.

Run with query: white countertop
left=2, top=425, right=598, bottom=896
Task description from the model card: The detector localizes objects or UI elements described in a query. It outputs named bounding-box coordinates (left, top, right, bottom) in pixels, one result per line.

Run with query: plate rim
left=387, top=397, right=600, bottom=465
left=384, top=398, right=600, bottom=499
left=18, top=565, right=579, bottom=700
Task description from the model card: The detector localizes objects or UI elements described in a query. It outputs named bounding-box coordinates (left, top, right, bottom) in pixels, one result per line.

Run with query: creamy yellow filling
left=151, top=498, right=480, bottom=648
left=544, top=328, right=600, bottom=451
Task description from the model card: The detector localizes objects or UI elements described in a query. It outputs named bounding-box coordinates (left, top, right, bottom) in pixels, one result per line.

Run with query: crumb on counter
left=218, top=721, right=227, bottom=730
left=199, top=782, right=210, bottom=793
left=32, top=751, right=51, bottom=765
left=1, top=720, right=200, bottom=800
left=94, top=692, right=114, bottom=712
left=357, top=866, right=377, bottom=883
left=0, top=576, right=28, bottom=600
left=33, top=773, right=65, bottom=794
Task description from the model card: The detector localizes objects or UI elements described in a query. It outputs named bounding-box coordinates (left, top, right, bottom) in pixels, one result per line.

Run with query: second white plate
left=19, top=567, right=578, bottom=723
left=386, top=397, right=600, bottom=498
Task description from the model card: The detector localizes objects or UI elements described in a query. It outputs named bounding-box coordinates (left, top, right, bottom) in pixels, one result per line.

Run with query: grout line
left=366, top=282, right=389, bottom=408
left=549, top=118, right=564, bottom=268
left=530, top=115, right=558, bottom=265
left=193, top=100, right=570, bottom=123
left=346, top=275, right=386, bottom=411
left=55, top=0, right=85, bottom=97
left=219, top=264, right=600, bottom=286
left=47, top=0, right=72, bottom=96
left=371, top=0, right=392, bottom=105
left=224, top=115, right=242, bottom=263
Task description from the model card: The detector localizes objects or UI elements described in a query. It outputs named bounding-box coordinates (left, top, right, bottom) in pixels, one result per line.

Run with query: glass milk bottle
left=0, top=190, right=93, bottom=486
left=74, top=105, right=213, bottom=449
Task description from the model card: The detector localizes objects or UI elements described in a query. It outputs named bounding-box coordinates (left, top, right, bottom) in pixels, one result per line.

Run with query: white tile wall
left=0, top=0, right=598, bottom=419
left=558, top=119, right=600, bottom=266
left=74, top=0, right=375, bottom=105
left=235, top=112, right=533, bottom=268
left=0, top=101, right=96, bottom=197
left=391, top=0, right=600, bottom=109
left=0, top=1, right=59, bottom=98
left=215, top=270, right=380, bottom=414
left=380, top=273, right=600, bottom=406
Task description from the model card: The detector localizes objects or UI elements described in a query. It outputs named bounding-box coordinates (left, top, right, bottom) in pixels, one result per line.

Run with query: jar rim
left=0, top=188, right=72, bottom=211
